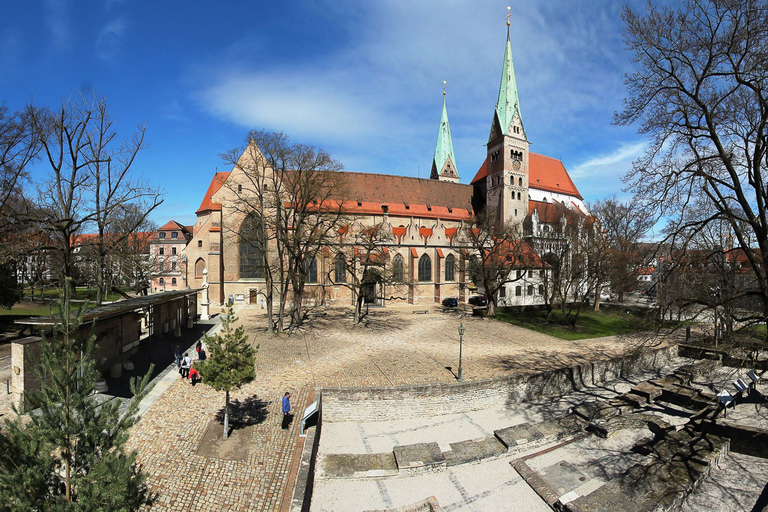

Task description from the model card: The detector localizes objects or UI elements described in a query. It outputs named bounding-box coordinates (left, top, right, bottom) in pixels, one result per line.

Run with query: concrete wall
left=320, top=345, right=677, bottom=423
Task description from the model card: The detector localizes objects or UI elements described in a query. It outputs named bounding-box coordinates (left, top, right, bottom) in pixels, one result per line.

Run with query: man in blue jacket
left=281, top=392, right=292, bottom=430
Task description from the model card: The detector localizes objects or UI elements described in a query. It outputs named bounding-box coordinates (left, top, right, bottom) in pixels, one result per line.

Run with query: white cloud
left=570, top=141, right=646, bottom=179
left=96, top=17, right=127, bottom=62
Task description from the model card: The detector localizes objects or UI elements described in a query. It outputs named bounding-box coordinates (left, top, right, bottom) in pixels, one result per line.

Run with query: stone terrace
left=124, top=303, right=642, bottom=511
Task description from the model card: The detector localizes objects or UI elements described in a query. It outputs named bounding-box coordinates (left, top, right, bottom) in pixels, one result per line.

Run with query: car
left=442, top=297, right=459, bottom=308
left=468, top=295, right=487, bottom=306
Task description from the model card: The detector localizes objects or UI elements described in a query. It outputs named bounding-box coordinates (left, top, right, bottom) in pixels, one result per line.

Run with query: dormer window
left=404, top=203, right=410, bottom=210
left=159, top=232, right=166, bottom=239
left=427, top=205, right=432, bottom=212
left=357, top=201, right=362, bottom=207
left=172, top=232, right=178, bottom=239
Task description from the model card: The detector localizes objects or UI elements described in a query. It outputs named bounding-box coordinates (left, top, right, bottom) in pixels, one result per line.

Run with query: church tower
left=486, top=9, right=529, bottom=227
left=430, top=82, right=459, bottom=183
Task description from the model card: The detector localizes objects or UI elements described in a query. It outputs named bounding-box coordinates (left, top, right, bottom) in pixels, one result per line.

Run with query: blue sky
left=2, top=1, right=648, bottom=227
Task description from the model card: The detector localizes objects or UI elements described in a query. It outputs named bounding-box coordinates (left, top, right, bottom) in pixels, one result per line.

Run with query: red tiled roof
left=471, top=152, right=582, bottom=199
left=196, top=172, right=231, bottom=214
left=281, top=171, right=475, bottom=221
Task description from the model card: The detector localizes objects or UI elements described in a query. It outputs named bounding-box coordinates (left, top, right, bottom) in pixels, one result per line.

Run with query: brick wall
left=320, top=345, right=677, bottom=422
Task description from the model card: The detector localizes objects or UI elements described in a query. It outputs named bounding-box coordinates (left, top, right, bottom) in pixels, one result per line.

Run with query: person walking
left=180, top=353, right=192, bottom=378
left=281, top=392, right=292, bottom=430
left=174, top=345, right=183, bottom=368
left=188, top=364, right=201, bottom=386
left=198, top=347, right=207, bottom=361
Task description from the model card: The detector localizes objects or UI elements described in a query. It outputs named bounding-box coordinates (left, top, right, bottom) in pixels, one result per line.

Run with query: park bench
left=412, top=310, right=428, bottom=315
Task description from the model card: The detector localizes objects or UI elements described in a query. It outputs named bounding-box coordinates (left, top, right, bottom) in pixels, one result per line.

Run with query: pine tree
left=197, top=306, right=258, bottom=439
left=0, top=278, right=153, bottom=510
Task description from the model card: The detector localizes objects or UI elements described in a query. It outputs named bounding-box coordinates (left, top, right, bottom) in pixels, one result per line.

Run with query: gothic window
left=469, top=256, right=481, bottom=282
left=519, top=177, right=523, bottom=186
left=334, top=254, right=347, bottom=283
left=239, top=215, right=264, bottom=279
left=517, top=192, right=521, bottom=200
left=304, top=256, right=318, bottom=284
left=198, top=240, right=203, bottom=248
left=195, top=258, right=205, bottom=278
left=445, top=254, right=456, bottom=281
left=418, top=254, right=431, bottom=282
left=159, top=278, right=165, bottom=286
left=392, top=254, right=404, bottom=282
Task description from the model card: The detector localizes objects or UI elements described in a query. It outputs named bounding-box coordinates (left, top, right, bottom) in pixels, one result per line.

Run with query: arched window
left=392, top=254, right=404, bottom=283
left=334, top=254, right=347, bottom=283
left=159, top=278, right=165, bottom=286
left=239, top=216, right=264, bottom=279
left=445, top=254, right=456, bottom=281
left=469, top=255, right=481, bottom=283
left=172, top=278, right=177, bottom=286
left=305, top=256, right=318, bottom=284
left=418, top=254, right=431, bottom=282
left=195, top=258, right=205, bottom=278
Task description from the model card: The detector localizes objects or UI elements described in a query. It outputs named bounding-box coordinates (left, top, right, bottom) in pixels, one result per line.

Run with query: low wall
left=321, top=345, right=678, bottom=423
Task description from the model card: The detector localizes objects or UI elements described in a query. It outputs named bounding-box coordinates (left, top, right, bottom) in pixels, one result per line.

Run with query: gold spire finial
left=443, top=80, right=447, bottom=96
left=506, top=6, right=511, bottom=26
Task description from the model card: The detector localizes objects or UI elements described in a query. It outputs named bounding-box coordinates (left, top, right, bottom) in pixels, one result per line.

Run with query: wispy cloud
left=160, top=98, right=190, bottom=123
left=570, top=141, right=646, bottom=179
left=96, top=17, right=127, bottom=62
left=45, top=0, right=71, bottom=50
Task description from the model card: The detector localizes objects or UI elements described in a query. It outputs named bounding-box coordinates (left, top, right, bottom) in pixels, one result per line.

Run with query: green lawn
left=494, top=308, right=653, bottom=340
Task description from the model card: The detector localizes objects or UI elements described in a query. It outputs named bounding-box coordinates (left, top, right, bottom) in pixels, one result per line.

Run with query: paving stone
left=393, top=442, right=446, bottom=471
left=445, top=436, right=507, bottom=465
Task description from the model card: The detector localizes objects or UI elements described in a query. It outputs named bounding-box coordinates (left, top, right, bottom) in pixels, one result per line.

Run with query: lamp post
left=457, top=323, right=465, bottom=382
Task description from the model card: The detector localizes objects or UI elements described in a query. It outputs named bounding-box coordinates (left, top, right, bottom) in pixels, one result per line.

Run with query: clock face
left=512, top=159, right=522, bottom=170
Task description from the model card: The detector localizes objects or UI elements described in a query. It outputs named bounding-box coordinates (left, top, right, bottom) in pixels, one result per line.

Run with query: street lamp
left=457, top=323, right=465, bottom=382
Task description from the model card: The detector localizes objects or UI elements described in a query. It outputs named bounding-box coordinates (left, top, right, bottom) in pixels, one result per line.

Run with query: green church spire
left=431, top=81, right=459, bottom=182
left=494, top=8, right=523, bottom=138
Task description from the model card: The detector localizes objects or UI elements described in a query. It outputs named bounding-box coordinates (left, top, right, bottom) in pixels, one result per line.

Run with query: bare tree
left=588, top=196, right=653, bottom=303
left=222, top=131, right=345, bottom=331
left=617, top=0, right=768, bottom=340
left=460, top=209, right=531, bottom=317
left=28, top=92, right=162, bottom=298
left=0, top=104, right=39, bottom=235
left=327, top=223, right=395, bottom=324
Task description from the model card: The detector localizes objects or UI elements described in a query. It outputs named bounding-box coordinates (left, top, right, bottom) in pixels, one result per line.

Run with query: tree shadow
left=214, top=396, right=271, bottom=430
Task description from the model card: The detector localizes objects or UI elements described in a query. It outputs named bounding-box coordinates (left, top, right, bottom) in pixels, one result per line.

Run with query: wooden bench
left=412, top=310, right=428, bottom=315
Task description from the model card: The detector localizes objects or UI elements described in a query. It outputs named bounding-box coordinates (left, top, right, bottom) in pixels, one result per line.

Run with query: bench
left=717, top=390, right=735, bottom=417
left=412, top=310, right=428, bottom=315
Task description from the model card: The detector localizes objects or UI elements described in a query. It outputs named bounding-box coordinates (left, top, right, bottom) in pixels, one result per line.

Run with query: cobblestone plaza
left=124, top=304, right=638, bottom=511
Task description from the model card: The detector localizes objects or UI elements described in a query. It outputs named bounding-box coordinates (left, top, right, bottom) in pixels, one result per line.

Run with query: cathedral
left=180, top=23, right=587, bottom=309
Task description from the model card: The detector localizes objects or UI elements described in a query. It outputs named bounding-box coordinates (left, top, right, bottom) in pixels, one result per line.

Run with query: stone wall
left=321, top=345, right=678, bottom=423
